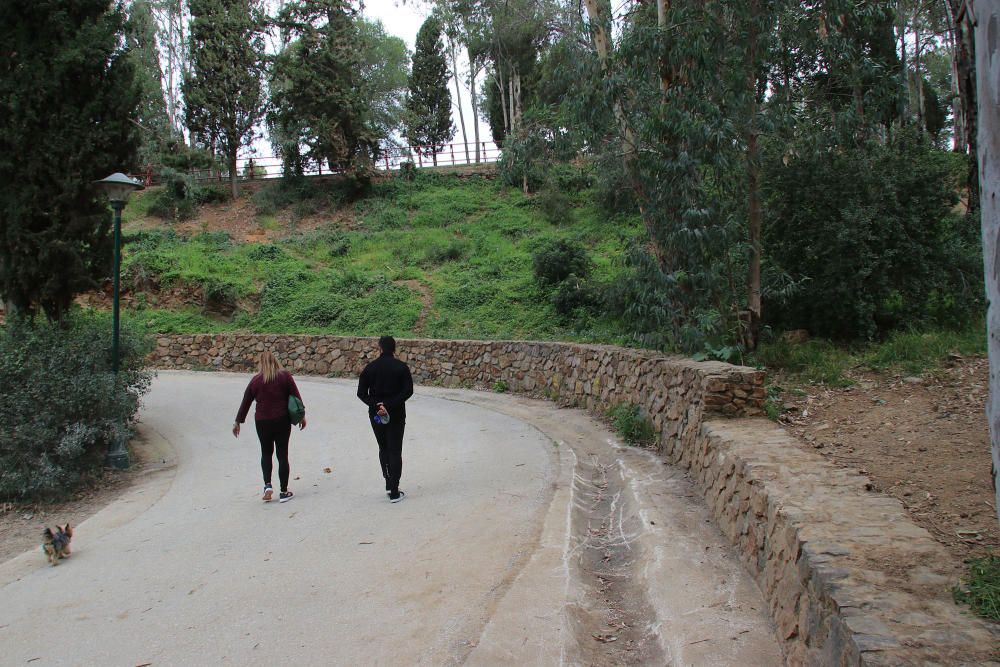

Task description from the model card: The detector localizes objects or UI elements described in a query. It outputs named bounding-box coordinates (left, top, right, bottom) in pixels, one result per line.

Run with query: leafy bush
left=148, top=170, right=230, bottom=221
left=549, top=276, right=596, bottom=317
left=535, top=186, right=575, bottom=225
left=247, top=244, right=287, bottom=261
left=0, top=313, right=152, bottom=500
left=531, top=238, right=591, bottom=287
left=606, top=403, right=656, bottom=447
left=421, top=238, right=471, bottom=266
left=763, top=131, right=981, bottom=340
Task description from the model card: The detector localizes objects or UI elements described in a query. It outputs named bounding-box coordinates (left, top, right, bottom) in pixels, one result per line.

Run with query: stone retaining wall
left=689, top=420, right=998, bottom=665
left=151, top=334, right=765, bottom=455
left=149, top=333, right=998, bottom=664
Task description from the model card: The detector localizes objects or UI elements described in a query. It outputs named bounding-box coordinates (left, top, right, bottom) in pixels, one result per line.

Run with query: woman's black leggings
left=255, top=417, right=291, bottom=492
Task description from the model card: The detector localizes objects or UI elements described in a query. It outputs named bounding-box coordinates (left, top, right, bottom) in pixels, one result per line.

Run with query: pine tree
left=183, top=0, right=266, bottom=198
left=0, top=0, right=139, bottom=319
left=404, top=16, right=454, bottom=165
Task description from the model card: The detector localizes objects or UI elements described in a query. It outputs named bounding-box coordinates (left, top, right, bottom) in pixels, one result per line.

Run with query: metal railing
left=143, top=140, right=501, bottom=186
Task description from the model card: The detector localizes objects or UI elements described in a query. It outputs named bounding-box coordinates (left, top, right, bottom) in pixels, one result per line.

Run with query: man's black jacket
left=357, top=352, right=414, bottom=419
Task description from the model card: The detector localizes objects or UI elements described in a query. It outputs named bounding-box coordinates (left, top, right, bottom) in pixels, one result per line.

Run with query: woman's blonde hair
left=257, top=351, right=284, bottom=383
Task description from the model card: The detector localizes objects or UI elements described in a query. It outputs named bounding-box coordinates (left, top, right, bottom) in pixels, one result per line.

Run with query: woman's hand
left=232, top=422, right=241, bottom=438
left=299, top=416, right=307, bottom=431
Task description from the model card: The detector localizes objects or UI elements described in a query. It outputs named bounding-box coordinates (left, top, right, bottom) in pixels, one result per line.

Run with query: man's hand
left=376, top=402, right=388, bottom=418
left=299, top=416, right=307, bottom=431
left=232, top=422, right=240, bottom=438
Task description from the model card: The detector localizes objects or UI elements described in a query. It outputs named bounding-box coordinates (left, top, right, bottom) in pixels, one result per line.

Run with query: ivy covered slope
left=115, top=171, right=641, bottom=342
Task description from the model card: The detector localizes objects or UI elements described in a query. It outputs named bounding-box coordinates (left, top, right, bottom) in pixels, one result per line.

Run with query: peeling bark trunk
left=974, top=0, right=1000, bottom=529
left=953, top=0, right=980, bottom=212
left=448, top=38, right=469, bottom=164
left=469, top=53, right=481, bottom=162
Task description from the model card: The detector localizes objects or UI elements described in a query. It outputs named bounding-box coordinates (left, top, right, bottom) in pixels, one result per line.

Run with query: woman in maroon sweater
left=232, top=352, right=306, bottom=503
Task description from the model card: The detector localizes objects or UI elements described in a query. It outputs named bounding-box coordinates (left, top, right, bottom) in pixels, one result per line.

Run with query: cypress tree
left=0, top=0, right=139, bottom=319
left=183, top=0, right=266, bottom=198
left=404, top=16, right=454, bottom=165
left=269, top=0, right=377, bottom=181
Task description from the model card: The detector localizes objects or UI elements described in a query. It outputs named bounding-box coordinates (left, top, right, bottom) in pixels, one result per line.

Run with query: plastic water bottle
left=373, top=412, right=390, bottom=425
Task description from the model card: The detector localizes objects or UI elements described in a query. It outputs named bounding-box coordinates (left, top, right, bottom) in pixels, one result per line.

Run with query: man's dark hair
left=379, top=336, right=396, bottom=354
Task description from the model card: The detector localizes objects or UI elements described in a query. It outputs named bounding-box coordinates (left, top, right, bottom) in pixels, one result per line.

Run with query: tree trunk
left=229, top=150, right=239, bottom=199
left=953, top=0, right=980, bottom=212
left=900, top=21, right=909, bottom=121
left=508, top=75, right=516, bottom=133
left=468, top=52, right=481, bottom=163
left=974, top=0, right=1000, bottom=530
left=448, top=38, right=469, bottom=164
left=916, top=25, right=925, bottom=133
left=745, top=0, right=762, bottom=351
left=945, top=0, right=967, bottom=149
left=582, top=0, right=664, bottom=267
left=497, top=72, right=509, bottom=138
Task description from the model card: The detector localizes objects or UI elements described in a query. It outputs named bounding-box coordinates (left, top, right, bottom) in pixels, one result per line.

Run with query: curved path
left=0, top=372, right=782, bottom=666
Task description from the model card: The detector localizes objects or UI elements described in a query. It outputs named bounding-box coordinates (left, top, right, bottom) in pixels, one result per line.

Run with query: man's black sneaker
left=389, top=490, right=405, bottom=503
left=279, top=490, right=294, bottom=503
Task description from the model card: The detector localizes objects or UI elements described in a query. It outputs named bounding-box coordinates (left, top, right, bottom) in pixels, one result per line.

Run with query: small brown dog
left=42, top=524, right=73, bottom=565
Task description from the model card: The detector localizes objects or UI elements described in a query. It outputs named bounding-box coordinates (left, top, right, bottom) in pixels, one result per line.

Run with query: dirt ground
left=775, top=355, right=999, bottom=578
left=125, top=178, right=360, bottom=243
left=0, top=466, right=143, bottom=564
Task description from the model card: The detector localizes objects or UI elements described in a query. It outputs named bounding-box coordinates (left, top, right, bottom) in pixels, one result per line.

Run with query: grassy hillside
left=116, top=171, right=641, bottom=343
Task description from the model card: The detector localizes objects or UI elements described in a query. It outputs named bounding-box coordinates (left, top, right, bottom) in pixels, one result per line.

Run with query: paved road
left=0, top=372, right=782, bottom=666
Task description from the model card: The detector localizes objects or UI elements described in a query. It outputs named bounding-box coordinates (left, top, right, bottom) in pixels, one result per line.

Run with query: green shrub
left=492, top=379, right=509, bottom=393
left=549, top=276, right=595, bottom=317
left=531, top=238, right=591, bottom=287
left=0, top=313, right=152, bottom=500
left=535, top=186, right=575, bottom=225
left=421, top=238, right=471, bottom=266
left=148, top=171, right=230, bottom=221
left=606, top=403, right=656, bottom=447
left=763, top=130, right=981, bottom=340
left=247, top=244, right=287, bottom=261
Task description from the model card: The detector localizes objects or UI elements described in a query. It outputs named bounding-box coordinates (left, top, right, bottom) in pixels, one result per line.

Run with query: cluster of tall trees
left=467, top=0, right=985, bottom=352
left=0, top=0, right=457, bottom=319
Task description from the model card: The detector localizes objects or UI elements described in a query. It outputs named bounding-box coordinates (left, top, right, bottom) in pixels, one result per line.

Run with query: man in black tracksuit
left=357, top=336, right=414, bottom=503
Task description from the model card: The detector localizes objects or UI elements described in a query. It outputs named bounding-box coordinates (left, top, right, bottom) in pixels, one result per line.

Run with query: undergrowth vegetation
left=119, top=169, right=984, bottom=373
left=0, top=313, right=151, bottom=500
left=121, top=172, right=642, bottom=341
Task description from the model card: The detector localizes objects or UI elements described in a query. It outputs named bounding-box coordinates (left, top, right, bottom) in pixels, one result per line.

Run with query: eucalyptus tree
left=431, top=0, right=490, bottom=162
left=974, top=0, right=1000, bottom=528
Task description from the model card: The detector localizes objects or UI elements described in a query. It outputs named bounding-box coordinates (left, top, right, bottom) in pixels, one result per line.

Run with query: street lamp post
left=95, top=172, right=144, bottom=469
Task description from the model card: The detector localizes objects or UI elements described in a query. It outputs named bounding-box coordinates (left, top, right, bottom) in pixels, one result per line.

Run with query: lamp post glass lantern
left=96, top=172, right=143, bottom=469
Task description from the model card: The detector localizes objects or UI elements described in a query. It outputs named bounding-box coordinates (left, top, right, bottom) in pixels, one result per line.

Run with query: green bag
left=288, top=395, right=305, bottom=425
